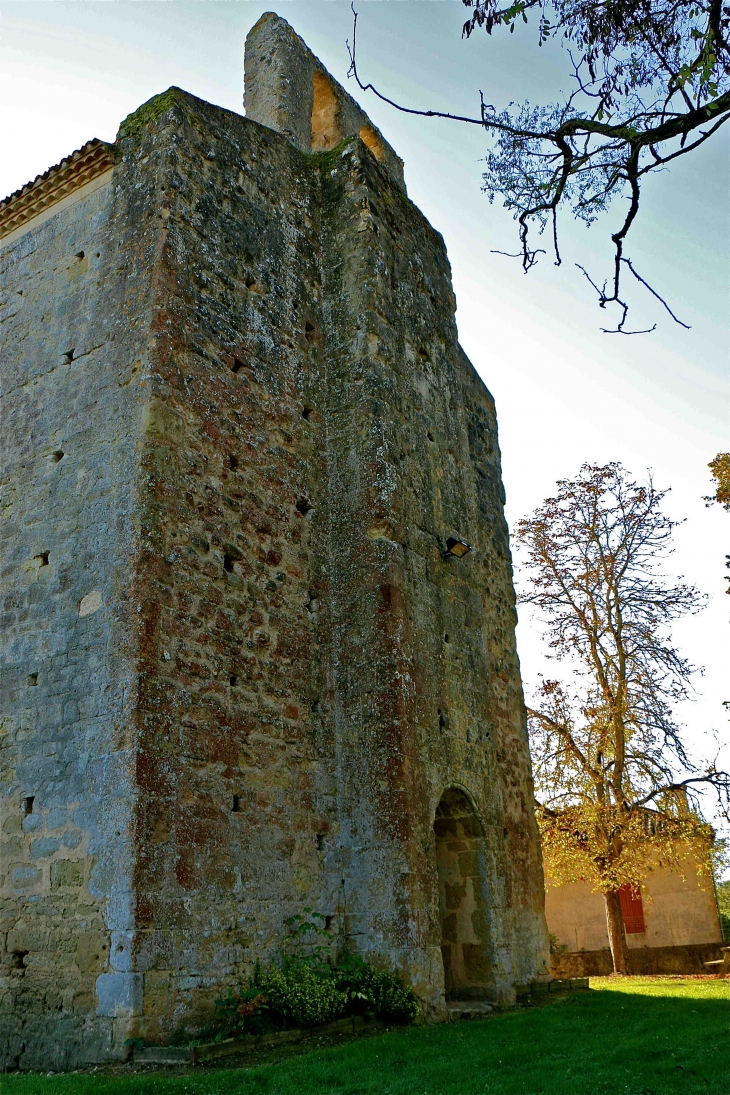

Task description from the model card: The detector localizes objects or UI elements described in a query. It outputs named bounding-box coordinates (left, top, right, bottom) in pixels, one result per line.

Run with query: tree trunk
left=603, top=890, right=629, bottom=974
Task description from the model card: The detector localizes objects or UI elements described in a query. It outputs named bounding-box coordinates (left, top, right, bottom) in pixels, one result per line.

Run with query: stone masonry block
left=76, top=931, right=110, bottom=974
left=50, top=860, right=85, bottom=889
left=10, top=866, right=41, bottom=889
left=29, top=837, right=61, bottom=859
left=95, top=973, right=143, bottom=1017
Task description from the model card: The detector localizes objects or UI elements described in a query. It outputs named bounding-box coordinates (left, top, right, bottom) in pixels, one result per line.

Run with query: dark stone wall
left=1, top=84, right=549, bottom=1064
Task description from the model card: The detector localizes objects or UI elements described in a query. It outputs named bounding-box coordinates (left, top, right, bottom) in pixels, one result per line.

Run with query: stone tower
left=0, top=13, right=549, bottom=1069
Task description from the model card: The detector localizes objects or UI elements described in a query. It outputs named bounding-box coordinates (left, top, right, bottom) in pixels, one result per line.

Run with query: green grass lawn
left=5, top=977, right=728, bottom=1095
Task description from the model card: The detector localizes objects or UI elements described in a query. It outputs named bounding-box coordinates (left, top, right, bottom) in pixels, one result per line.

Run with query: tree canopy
left=348, top=0, right=730, bottom=331
left=706, top=453, right=730, bottom=514
left=705, top=453, right=730, bottom=600
left=515, top=463, right=728, bottom=971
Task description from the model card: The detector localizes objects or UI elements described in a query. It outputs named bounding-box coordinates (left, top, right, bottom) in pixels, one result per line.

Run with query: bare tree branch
left=346, top=2, right=730, bottom=332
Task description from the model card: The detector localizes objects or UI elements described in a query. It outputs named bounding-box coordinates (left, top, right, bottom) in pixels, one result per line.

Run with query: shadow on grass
left=5, top=980, right=728, bottom=1095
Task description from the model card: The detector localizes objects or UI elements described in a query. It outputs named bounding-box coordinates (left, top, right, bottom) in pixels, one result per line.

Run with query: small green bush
left=216, top=955, right=419, bottom=1037
left=214, top=913, right=419, bottom=1039
left=214, top=980, right=273, bottom=1039
left=334, top=953, right=420, bottom=1022
left=258, top=960, right=348, bottom=1028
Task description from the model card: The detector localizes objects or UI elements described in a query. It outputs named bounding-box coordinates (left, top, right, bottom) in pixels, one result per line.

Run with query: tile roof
left=0, top=139, right=116, bottom=240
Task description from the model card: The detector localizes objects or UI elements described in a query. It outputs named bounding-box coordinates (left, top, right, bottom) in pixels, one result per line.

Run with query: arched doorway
left=434, top=788, right=492, bottom=1000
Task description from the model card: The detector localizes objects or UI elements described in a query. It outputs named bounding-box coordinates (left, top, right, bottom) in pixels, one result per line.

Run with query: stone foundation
left=550, top=942, right=725, bottom=977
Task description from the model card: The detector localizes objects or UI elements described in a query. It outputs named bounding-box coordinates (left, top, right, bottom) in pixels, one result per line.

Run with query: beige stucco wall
left=546, top=858, right=722, bottom=952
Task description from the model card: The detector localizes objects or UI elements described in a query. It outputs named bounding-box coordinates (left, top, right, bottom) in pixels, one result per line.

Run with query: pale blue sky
left=2, top=0, right=727, bottom=830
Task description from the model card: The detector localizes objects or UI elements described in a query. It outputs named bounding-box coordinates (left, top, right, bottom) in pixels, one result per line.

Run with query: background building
left=546, top=845, right=723, bottom=976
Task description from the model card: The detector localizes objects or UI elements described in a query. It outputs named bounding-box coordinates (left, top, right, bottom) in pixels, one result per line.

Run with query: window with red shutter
left=619, top=884, right=646, bottom=933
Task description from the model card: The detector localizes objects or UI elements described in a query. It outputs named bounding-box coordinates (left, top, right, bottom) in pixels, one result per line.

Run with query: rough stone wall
left=0, top=152, right=162, bottom=1066
left=120, top=91, right=333, bottom=1042
left=117, top=84, right=548, bottom=1036
left=315, top=121, right=548, bottom=1004
left=551, top=942, right=725, bottom=978
left=1, top=16, right=549, bottom=1065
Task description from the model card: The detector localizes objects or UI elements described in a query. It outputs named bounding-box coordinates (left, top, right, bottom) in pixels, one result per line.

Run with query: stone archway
left=434, top=788, right=492, bottom=1000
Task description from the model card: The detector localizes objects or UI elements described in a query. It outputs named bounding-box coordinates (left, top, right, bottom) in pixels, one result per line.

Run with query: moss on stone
left=118, top=89, right=181, bottom=142
left=305, top=137, right=357, bottom=172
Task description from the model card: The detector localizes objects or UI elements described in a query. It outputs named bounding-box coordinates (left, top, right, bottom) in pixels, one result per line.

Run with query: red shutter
left=619, top=884, right=646, bottom=934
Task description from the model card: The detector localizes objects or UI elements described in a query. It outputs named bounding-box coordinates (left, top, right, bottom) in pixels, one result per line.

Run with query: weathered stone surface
left=0, top=14, right=549, bottom=1068
left=244, top=12, right=405, bottom=188
left=1, top=132, right=152, bottom=1066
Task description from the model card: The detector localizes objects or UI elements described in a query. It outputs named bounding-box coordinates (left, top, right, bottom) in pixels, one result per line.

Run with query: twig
left=347, top=5, right=486, bottom=128
left=623, top=259, right=691, bottom=328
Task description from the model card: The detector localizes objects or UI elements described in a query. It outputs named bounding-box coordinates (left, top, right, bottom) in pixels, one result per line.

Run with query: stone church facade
left=0, top=14, right=549, bottom=1069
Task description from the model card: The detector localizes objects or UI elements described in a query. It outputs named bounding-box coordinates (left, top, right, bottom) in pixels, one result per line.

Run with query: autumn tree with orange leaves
left=705, top=453, right=730, bottom=599
left=516, top=463, right=729, bottom=973
left=706, top=453, right=730, bottom=514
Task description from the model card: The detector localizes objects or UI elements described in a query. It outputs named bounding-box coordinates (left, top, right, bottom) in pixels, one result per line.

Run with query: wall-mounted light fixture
left=444, top=536, right=471, bottom=559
